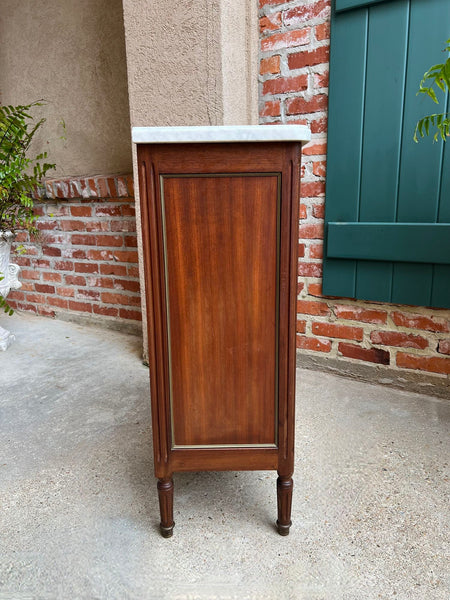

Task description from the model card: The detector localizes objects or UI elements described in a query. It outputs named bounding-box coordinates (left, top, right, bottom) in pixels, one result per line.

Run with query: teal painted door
left=323, top=0, right=450, bottom=308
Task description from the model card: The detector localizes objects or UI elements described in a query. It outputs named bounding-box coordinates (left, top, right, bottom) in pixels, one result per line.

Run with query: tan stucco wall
left=122, top=0, right=258, bottom=127
left=122, top=0, right=258, bottom=357
left=0, top=0, right=132, bottom=176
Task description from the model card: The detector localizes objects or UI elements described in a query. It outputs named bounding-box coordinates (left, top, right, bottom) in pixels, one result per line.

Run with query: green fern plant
left=1, top=101, right=56, bottom=315
left=414, top=39, right=450, bottom=142
left=0, top=100, right=55, bottom=234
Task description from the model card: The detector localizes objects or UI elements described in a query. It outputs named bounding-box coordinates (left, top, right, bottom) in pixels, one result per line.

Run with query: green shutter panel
left=335, top=0, right=391, bottom=11
left=323, top=0, right=450, bottom=309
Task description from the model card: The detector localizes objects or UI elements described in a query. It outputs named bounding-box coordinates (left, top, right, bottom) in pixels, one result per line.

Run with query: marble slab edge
left=132, top=125, right=311, bottom=144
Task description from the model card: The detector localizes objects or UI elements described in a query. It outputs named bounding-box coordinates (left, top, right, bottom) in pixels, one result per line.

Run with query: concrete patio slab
left=0, top=312, right=449, bottom=600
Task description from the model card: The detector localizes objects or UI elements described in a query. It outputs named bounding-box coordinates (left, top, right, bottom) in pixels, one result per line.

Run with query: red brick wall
left=7, top=175, right=142, bottom=326
left=259, top=0, right=450, bottom=378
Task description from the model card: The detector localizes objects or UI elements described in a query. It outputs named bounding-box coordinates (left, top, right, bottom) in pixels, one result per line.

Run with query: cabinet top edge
left=132, top=125, right=311, bottom=144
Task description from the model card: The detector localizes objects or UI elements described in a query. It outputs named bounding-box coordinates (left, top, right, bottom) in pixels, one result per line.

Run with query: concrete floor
left=0, top=312, right=449, bottom=600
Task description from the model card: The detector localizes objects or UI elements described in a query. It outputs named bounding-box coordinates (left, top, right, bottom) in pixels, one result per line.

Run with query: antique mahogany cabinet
left=133, top=125, right=310, bottom=537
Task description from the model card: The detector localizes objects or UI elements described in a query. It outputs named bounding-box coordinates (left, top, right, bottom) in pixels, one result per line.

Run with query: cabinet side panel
left=162, top=174, right=279, bottom=447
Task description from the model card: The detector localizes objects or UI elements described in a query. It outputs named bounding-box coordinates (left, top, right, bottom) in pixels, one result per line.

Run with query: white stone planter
left=0, top=231, right=22, bottom=350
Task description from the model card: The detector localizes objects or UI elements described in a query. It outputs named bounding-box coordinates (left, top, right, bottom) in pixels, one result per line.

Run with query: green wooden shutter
left=323, top=0, right=450, bottom=308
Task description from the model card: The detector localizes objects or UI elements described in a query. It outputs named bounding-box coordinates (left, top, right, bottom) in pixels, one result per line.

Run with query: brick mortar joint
left=259, top=0, right=331, bottom=18
left=296, top=346, right=449, bottom=378
left=300, top=306, right=450, bottom=332
left=298, top=285, right=450, bottom=313
left=297, top=302, right=450, bottom=348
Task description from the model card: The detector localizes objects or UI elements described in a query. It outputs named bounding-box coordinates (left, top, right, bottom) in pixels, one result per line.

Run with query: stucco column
left=122, top=0, right=258, bottom=359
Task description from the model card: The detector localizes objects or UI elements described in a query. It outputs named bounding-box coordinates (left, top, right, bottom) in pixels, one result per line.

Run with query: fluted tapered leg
left=276, top=474, right=293, bottom=536
left=157, top=477, right=174, bottom=537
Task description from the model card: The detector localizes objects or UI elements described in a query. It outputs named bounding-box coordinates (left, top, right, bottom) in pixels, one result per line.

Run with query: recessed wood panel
left=161, top=174, right=280, bottom=447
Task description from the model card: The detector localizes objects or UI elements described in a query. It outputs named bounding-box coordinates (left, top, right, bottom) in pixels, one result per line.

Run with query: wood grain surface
left=138, top=141, right=300, bottom=478
left=162, top=174, right=279, bottom=447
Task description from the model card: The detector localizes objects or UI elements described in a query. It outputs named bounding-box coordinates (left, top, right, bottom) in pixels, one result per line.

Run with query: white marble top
left=132, top=125, right=311, bottom=144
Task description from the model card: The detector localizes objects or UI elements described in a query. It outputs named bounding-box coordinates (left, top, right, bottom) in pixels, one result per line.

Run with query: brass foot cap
left=276, top=520, right=292, bottom=536
left=160, top=523, right=175, bottom=538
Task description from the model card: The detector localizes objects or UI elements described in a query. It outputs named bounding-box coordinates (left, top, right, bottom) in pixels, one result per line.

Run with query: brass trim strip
left=159, top=176, right=175, bottom=450
left=173, top=444, right=278, bottom=450
left=275, top=173, right=281, bottom=447
left=160, top=172, right=281, bottom=450
left=162, top=173, right=280, bottom=178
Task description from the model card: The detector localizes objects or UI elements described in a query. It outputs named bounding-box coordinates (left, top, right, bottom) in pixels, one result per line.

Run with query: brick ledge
left=34, top=174, right=134, bottom=200
left=297, top=352, right=450, bottom=401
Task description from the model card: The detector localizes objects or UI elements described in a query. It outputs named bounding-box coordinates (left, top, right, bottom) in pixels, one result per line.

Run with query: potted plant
left=0, top=101, right=55, bottom=349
